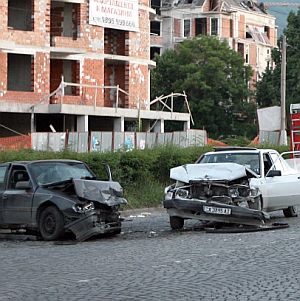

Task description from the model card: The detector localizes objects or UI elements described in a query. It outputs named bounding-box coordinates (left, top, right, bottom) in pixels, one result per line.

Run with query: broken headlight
left=72, top=202, right=95, bottom=213
left=228, top=188, right=239, bottom=198
left=249, top=188, right=260, bottom=197
left=175, top=188, right=189, bottom=198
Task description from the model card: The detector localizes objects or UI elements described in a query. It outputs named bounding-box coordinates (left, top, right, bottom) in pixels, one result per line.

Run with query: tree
left=256, top=9, right=300, bottom=111
left=151, top=36, right=255, bottom=138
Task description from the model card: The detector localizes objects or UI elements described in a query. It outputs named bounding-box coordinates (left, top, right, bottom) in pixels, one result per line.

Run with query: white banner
left=89, top=0, right=139, bottom=32
left=257, top=106, right=281, bottom=131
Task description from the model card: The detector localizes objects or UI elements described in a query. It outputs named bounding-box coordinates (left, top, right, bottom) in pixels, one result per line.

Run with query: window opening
left=8, top=0, right=33, bottom=31
left=8, top=54, right=34, bottom=92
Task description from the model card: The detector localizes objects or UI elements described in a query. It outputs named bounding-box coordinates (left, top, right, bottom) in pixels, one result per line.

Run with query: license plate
left=203, top=206, right=231, bottom=215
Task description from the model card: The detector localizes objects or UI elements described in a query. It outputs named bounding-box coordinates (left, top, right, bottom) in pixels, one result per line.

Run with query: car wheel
left=248, top=196, right=262, bottom=211
left=170, top=216, right=184, bottom=230
left=39, top=206, right=65, bottom=241
left=283, top=206, right=298, bottom=218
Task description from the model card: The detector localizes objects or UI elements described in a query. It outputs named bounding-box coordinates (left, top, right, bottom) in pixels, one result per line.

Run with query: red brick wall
left=104, top=29, right=126, bottom=55
left=104, top=62, right=126, bottom=107
left=174, top=19, right=181, bottom=37
left=238, top=15, right=245, bottom=39
left=249, top=44, right=257, bottom=67
left=50, top=59, right=63, bottom=93
left=127, top=64, right=148, bottom=110
left=51, top=7, right=63, bottom=37
left=82, top=58, right=104, bottom=106
left=0, top=52, right=7, bottom=96
left=0, top=0, right=152, bottom=111
left=222, top=18, right=231, bottom=38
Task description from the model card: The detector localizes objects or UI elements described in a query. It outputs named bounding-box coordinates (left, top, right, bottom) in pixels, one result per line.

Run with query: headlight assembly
left=228, top=188, right=239, bottom=198
left=72, top=202, right=95, bottom=213
left=175, top=188, right=189, bottom=198
left=249, top=188, right=260, bottom=197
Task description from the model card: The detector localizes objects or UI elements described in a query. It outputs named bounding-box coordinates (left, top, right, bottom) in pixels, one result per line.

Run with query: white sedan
left=163, top=147, right=300, bottom=230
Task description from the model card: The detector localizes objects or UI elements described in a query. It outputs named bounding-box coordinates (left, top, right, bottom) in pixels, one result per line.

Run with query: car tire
left=170, top=216, right=184, bottom=230
left=283, top=206, right=298, bottom=218
left=39, top=206, right=65, bottom=241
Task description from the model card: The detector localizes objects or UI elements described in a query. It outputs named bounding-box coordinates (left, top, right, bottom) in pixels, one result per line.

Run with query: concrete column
left=30, top=112, right=36, bottom=133
left=77, top=115, right=88, bottom=132
left=153, top=119, right=164, bottom=133
left=65, top=115, right=75, bottom=131
left=183, top=120, right=190, bottom=131
left=114, top=116, right=124, bottom=132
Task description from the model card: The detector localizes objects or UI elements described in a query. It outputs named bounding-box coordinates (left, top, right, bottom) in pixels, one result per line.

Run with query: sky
left=263, top=0, right=300, bottom=36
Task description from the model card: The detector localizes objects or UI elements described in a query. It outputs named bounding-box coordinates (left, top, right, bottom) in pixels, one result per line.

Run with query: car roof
left=5, top=159, right=84, bottom=165
left=213, top=146, right=258, bottom=152
left=203, top=147, right=277, bottom=156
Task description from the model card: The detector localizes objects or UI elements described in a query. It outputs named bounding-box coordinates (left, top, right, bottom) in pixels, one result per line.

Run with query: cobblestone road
left=1, top=208, right=300, bottom=300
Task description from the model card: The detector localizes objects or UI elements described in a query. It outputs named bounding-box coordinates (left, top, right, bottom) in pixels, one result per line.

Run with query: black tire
left=39, top=206, right=65, bottom=241
left=283, top=206, right=298, bottom=218
left=248, top=196, right=263, bottom=211
left=170, top=216, right=184, bottom=230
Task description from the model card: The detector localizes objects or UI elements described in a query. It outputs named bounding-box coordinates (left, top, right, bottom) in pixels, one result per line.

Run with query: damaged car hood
left=170, top=163, right=256, bottom=183
left=73, top=179, right=128, bottom=206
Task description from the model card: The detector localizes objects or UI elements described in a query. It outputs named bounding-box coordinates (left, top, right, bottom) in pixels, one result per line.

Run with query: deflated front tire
left=39, top=206, right=65, bottom=241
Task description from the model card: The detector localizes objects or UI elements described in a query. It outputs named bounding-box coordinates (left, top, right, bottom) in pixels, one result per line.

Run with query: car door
left=0, top=164, right=9, bottom=225
left=2, top=165, right=34, bottom=225
left=260, top=152, right=300, bottom=210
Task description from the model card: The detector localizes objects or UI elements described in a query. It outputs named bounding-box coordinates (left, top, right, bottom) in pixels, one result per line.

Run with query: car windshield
left=198, top=152, right=260, bottom=175
left=30, top=162, right=95, bottom=185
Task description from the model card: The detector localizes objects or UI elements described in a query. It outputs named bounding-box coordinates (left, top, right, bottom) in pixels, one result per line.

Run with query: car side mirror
left=15, top=181, right=32, bottom=190
left=267, top=170, right=282, bottom=177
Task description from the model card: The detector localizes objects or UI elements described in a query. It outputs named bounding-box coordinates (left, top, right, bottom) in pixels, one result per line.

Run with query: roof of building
left=161, top=0, right=269, bottom=15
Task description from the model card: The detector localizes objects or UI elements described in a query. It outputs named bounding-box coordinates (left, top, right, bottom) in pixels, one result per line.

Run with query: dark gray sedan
left=0, top=160, right=127, bottom=241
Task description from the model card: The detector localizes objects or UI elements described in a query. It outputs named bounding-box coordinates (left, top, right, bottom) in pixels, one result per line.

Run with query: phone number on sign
left=101, top=17, right=135, bottom=28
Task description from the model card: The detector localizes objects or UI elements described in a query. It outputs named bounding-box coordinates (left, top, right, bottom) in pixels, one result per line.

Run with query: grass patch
left=123, top=180, right=165, bottom=209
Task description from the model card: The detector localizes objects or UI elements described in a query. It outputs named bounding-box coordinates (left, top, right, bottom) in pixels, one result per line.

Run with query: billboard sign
left=89, top=0, right=139, bottom=32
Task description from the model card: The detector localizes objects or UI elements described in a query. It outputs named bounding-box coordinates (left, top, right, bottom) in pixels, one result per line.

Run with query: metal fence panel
left=187, top=129, right=206, bottom=146
left=78, top=132, right=89, bottom=153
left=173, top=131, right=187, bottom=147
left=124, top=132, right=135, bottom=151
left=101, top=132, right=113, bottom=152
left=49, top=133, right=66, bottom=152
left=136, top=133, right=147, bottom=149
left=164, top=133, right=173, bottom=145
left=67, top=132, right=79, bottom=152
left=32, top=133, right=48, bottom=151
left=114, top=132, right=125, bottom=151
left=157, top=133, right=165, bottom=145
left=90, top=132, right=102, bottom=152
left=146, top=133, right=157, bottom=148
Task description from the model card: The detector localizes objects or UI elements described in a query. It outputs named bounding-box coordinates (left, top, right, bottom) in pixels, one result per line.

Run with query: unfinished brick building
left=150, top=0, right=277, bottom=86
left=0, top=0, right=190, bottom=137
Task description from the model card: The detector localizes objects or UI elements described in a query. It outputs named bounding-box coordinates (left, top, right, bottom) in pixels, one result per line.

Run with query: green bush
left=0, top=144, right=291, bottom=208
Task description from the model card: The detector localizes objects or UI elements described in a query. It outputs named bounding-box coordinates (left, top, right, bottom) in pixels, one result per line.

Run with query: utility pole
left=279, top=35, right=287, bottom=145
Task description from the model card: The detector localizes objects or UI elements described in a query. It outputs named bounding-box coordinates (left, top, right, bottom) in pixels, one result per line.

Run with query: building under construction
left=150, top=0, right=277, bottom=86
left=0, top=0, right=191, bottom=137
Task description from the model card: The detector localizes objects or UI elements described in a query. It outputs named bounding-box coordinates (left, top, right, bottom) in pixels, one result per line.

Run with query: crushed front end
left=60, top=179, right=127, bottom=241
left=163, top=163, right=268, bottom=227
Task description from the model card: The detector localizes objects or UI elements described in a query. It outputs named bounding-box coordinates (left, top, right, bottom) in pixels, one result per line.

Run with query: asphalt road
left=1, top=208, right=300, bottom=300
